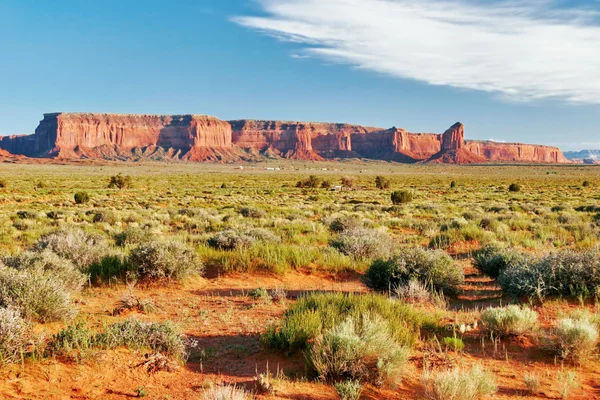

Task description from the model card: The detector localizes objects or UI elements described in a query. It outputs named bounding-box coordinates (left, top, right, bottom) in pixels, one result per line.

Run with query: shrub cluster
left=422, top=365, right=497, bottom=400
left=375, top=176, right=391, bottom=190
left=391, top=190, right=413, bottom=204
left=239, top=206, right=266, bottom=218
left=365, top=248, right=464, bottom=296
left=108, top=173, right=133, bottom=189
left=473, top=245, right=530, bottom=278
left=550, top=317, right=598, bottom=364
left=498, top=248, right=600, bottom=299
left=296, top=175, right=321, bottom=188
left=73, top=191, right=90, bottom=204
left=329, top=227, right=392, bottom=260
left=34, top=228, right=109, bottom=270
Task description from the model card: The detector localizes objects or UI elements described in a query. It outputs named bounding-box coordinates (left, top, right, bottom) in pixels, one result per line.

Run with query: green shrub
left=551, top=318, right=598, bottom=364
left=328, top=216, right=361, bottom=233
left=450, top=181, right=457, bottom=189
left=308, top=314, right=410, bottom=385
left=341, top=177, right=355, bottom=188
left=239, top=206, right=266, bottom=218
left=473, top=245, right=529, bottom=278
left=0, top=179, right=6, bottom=188
left=73, top=191, right=90, bottom=204
left=443, top=337, right=464, bottom=352
left=329, top=227, right=392, bottom=260
left=128, top=241, right=203, bottom=282
left=262, top=292, right=437, bottom=353
left=335, top=379, right=363, bottom=400
left=88, top=254, right=132, bottom=285
left=0, top=308, right=30, bottom=364
left=0, top=267, right=76, bottom=322
left=583, top=180, right=591, bottom=188
left=115, top=226, right=154, bottom=247
left=375, top=176, right=391, bottom=190
left=391, top=190, right=413, bottom=204
left=4, top=250, right=86, bottom=293
left=96, top=318, right=185, bottom=359
left=508, top=183, right=521, bottom=192
left=480, top=305, right=538, bottom=336
left=47, top=322, right=95, bottom=361
left=34, top=228, right=109, bottom=271
left=365, top=248, right=464, bottom=296
left=422, top=365, right=497, bottom=400
left=108, top=173, right=133, bottom=189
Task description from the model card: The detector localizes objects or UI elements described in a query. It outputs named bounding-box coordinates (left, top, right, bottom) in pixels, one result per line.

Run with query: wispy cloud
left=233, top=0, right=600, bottom=104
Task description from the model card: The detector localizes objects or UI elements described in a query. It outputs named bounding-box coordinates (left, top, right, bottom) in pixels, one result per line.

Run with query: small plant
left=480, top=305, right=538, bottom=337
left=207, top=230, right=254, bottom=250
left=557, top=370, right=578, bottom=399
left=34, top=228, right=109, bottom=271
left=375, top=176, right=391, bottom=190
left=0, top=308, right=30, bottom=364
left=239, top=206, right=266, bottom=218
left=421, top=365, right=497, bottom=400
left=249, top=287, right=272, bottom=303
left=551, top=318, right=598, bottom=364
left=269, top=288, right=287, bottom=303
left=47, top=322, right=95, bottom=362
left=321, top=179, right=331, bottom=189
left=328, top=216, right=360, bottom=233
left=73, top=191, right=90, bottom=204
left=391, top=190, right=413, bottom=204
left=108, top=173, right=133, bottom=189
left=0, top=179, right=6, bottom=188
left=450, top=181, right=457, bottom=188
left=135, top=386, right=147, bottom=397
left=335, top=379, right=363, bottom=400
left=523, top=373, right=540, bottom=394
left=583, top=180, right=590, bottom=187
left=201, top=384, right=250, bottom=400
left=128, top=241, right=203, bottom=282
left=443, top=337, right=464, bottom=352
left=113, top=284, right=156, bottom=315
left=508, top=183, right=521, bottom=192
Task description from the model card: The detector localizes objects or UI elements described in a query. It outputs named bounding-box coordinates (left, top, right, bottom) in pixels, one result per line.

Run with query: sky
left=0, top=0, right=599, bottom=151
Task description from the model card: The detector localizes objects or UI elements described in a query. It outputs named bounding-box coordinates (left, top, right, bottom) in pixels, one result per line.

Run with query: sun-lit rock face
left=0, top=113, right=569, bottom=164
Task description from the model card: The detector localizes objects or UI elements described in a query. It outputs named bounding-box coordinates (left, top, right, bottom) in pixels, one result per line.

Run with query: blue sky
left=0, top=0, right=599, bottom=150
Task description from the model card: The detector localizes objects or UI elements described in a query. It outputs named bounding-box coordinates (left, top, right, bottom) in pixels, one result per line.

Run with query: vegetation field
left=0, top=161, right=600, bottom=399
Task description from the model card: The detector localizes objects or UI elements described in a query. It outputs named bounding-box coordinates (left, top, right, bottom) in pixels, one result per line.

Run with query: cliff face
left=0, top=113, right=569, bottom=164
left=466, top=141, right=568, bottom=163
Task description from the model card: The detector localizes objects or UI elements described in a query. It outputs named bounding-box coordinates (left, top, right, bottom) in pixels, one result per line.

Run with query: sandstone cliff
left=0, top=113, right=569, bottom=164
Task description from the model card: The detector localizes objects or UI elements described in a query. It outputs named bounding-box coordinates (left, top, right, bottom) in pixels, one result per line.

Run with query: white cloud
left=234, top=0, right=600, bottom=103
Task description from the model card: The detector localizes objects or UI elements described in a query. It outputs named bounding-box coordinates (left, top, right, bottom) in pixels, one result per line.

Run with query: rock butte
left=0, top=113, right=568, bottom=164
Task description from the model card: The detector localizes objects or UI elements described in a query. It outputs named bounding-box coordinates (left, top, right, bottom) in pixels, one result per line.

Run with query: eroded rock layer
left=0, top=113, right=568, bottom=164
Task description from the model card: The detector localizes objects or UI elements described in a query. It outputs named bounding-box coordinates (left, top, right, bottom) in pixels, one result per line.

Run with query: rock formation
left=0, top=113, right=569, bottom=164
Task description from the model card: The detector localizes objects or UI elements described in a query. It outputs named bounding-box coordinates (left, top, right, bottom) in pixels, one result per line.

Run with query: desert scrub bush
left=421, top=365, right=497, bottom=400
left=0, top=267, right=76, bottom=322
left=296, top=175, right=321, bottom=188
left=239, top=206, right=266, bottom=218
left=391, top=190, right=413, bottom=204
left=557, top=370, right=579, bottom=399
left=207, top=230, right=255, bottom=250
left=473, top=244, right=529, bottom=278
left=88, top=253, right=133, bottom=284
left=508, top=183, right=521, bottom=192
left=480, top=305, right=538, bottom=336
left=34, top=228, right=109, bottom=270
left=375, top=176, right=391, bottom=190
left=307, top=314, right=410, bottom=385
left=498, top=248, right=600, bottom=299
left=96, top=318, right=185, bottom=359
left=550, top=318, right=598, bottom=364
left=443, top=337, right=464, bottom=352
left=246, top=228, right=281, bottom=244
left=73, top=191, right=90, bottom=204
left=365, top=248, right=464, bottom=296
left=0, top=179, right=6, bottom=188
left=47, top=322, right=95, bottom=362
left=328, top=215, right=361, bottom=233
left=108, top=173, right=133, bottom=189
left=262, top=292, right=437, bottom=352
left=4, top=250, right=86, bottom=293
left=0, top=308, right=30, bottom=364
left=128, top=241, right=203, bottom=282
left=524, top=373, right=541, bottom=395
left=329, top=227, right=392, bottom=260
left=341, top=176, right=355, bottom=188
left=201, top=384, right=250, bottom=400
left=335, top=379, right=362, bottom=400
left=115, top=226, right=154, bottom=247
